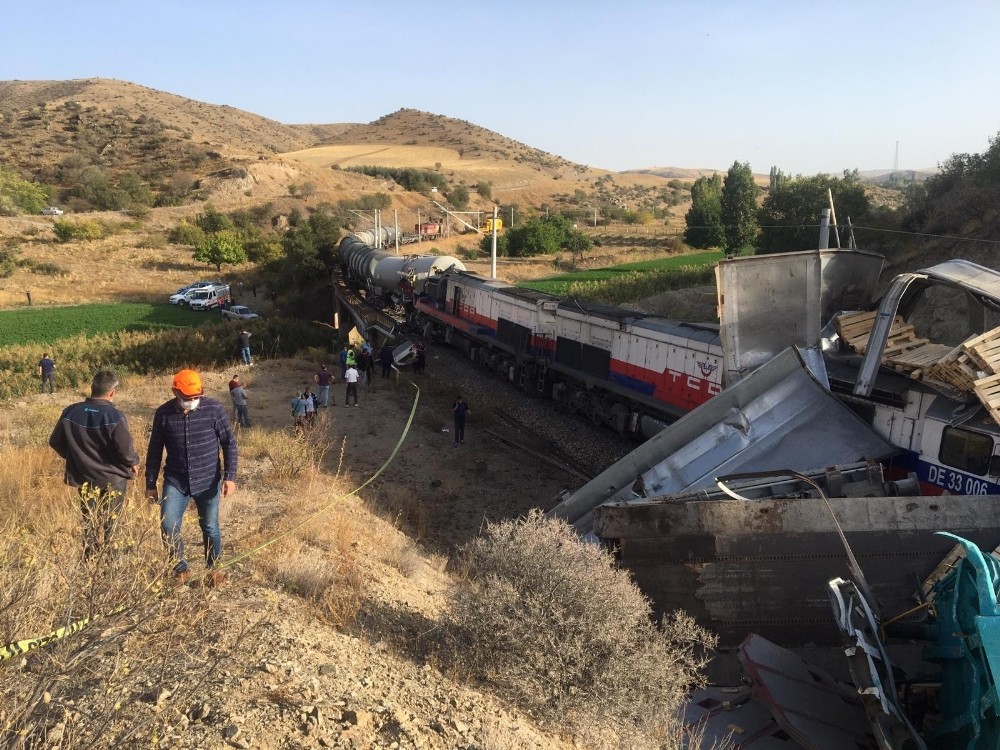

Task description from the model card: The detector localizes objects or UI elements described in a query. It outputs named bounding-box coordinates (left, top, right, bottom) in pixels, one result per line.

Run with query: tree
left=566, top=231, right=592, bottom=265
left=194, top=205, right=234, bottom=234
left=0, top=167, right=50, bottom=215
left=194, top=231, right=247, bottom=271
left=448, top=185, right=470, bottom=210
left=757, top=172, right=870, bottom=254
left=269, top=208, right=342, bottom=289
left=768, top=166, right=787, bottom=192
left=683, top=174, right=725, bottom=249
left=721, top=161, right=760, bottom=254
left=475, top=181, right=493, bottom=200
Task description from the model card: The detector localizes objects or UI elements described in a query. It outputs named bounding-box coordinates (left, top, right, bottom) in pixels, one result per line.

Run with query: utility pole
left=510, top=205, right=514, bottom=228
left=490, top=205, right=498, bottom=280
left=417, top=209, right=421, bottom=244
left=394, top=209, right=399, bottom=255
left=593, top=206, right=597, bottom=228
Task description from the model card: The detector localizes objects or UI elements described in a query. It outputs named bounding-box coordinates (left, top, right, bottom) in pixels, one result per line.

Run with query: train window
left=939, top=426, right=994, bottom=476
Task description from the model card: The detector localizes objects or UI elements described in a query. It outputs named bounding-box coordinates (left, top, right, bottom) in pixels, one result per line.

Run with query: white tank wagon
left=339, top=234, right=465, bottom=303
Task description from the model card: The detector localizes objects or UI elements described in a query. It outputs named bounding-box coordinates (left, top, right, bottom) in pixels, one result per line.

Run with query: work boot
left=173, top=569, right=192, bottom=585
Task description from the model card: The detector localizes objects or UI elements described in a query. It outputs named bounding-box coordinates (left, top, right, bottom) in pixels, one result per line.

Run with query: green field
left=520, top=250, right=723, bottom=296
left=0, top=303, right=217, bottom=347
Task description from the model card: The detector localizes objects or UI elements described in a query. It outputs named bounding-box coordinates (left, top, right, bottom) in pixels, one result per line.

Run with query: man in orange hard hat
left=145, top=369, right=238, bottom=587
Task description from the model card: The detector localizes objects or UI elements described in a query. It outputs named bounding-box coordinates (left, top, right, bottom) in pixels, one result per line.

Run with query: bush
left=167, top=222, right=206, bottom=247
left=441, top=511, right=715, bottom=741
left=52, top=219, right=106, bottom=243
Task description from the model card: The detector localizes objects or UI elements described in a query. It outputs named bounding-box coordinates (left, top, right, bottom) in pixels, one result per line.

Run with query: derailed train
left=339, top=230, right=723, bottom=437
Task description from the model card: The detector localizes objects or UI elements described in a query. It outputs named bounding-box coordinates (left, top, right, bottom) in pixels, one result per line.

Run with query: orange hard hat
left=172, top=369, right=204, bottom=397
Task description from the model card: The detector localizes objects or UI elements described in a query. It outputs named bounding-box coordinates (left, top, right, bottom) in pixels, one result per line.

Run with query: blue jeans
left=40, top=374, right=54, bottom=393
left=240, top=346, right=252, bottom=365
left=160, top=481, right=222, bottom=572
left=234, top=403, right=250, bottom=427
left=317, top=385, right=330, bottom=407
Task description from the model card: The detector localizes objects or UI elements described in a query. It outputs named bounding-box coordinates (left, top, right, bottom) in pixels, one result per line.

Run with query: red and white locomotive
left=338, top=232, right=723, bottom=437
left=414, top=271, right=723, bottom=437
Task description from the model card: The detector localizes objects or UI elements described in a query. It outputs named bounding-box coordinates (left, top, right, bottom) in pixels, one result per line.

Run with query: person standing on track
left=452, top=395, right=470, bottom=446
left=48, top=370, right=140, bottom=560
left=145, top=369, right=237, bottom=587
left=379, top=342, right=394, bottom=379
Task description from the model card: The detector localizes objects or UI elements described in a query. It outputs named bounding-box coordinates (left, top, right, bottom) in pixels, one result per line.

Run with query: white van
left=188, top=284, right=231, bottom=311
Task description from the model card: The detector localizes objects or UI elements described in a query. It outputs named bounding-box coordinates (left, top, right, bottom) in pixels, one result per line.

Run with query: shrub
left=52, top=219, right=105, bottom=243
left=441, top=511, right=715, bottom=740
left=167, top=221, right=206, bottom=247
left=27, top=261, right=68, bottom=276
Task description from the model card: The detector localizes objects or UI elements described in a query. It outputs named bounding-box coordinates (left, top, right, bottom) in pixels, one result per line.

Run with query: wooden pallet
left=974, top=372, right=1000, bottom=424
left=925, top=345, right=985, bottom=391
left=964, top=326, right=1000, bottom=372
left=885, top=343, right=954, bottom=373
left=835, top=311, right=909, bottom=353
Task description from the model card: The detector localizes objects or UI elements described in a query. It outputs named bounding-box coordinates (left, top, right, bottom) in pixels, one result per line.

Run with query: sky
left=2, top=0, right=999, bottom=176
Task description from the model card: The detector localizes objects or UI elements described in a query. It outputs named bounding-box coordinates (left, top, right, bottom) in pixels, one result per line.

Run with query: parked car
left=40, top=207, right=64, bottom=216
left=221, top=305, right=260, bottom=322
left=169, top=288, right=201, bottom=305
left=188, top=284, right=231, bottom=311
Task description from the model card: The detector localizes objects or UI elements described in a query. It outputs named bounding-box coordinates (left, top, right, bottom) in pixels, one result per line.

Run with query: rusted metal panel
left=597, top=495, right=1000, bottom=646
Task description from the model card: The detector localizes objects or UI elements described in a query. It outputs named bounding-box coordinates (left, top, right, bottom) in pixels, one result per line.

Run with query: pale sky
left=3, top=0, right=998, bottom=175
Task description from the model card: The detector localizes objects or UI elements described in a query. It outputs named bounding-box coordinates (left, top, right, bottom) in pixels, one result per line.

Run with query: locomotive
left=338, top=230, right=724, bottom=437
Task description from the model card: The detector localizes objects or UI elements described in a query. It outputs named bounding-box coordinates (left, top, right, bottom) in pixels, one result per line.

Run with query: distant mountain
left=625, top=166, right=770, bottom=186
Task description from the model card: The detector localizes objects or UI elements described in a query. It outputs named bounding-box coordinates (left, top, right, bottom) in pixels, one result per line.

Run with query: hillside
left=0, top=79, right=693, bottom=227
left=318, top=108, right=584, bottom=174
left=0, top=79, right=322, bottom=175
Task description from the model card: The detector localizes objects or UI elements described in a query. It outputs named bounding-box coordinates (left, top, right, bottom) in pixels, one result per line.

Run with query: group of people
left=49, top=369, right=236, bottom=587
left=43, top=336, right=469, bottom=582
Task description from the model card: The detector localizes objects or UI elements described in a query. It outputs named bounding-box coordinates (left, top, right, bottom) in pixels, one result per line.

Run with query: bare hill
left=319, top=108, right=584, bottom=174
left=0, top=78, right=692, bottom=228
left=0, top=79, right=328, bottom=185
left=626, top=165, right=771, bottom=187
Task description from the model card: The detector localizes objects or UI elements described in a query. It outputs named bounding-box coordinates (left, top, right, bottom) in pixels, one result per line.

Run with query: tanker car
left=338, top=231, right=723, bottom=437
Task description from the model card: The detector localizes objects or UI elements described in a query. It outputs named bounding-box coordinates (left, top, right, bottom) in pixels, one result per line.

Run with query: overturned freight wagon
left=549, top=250, right=1000, bottom=648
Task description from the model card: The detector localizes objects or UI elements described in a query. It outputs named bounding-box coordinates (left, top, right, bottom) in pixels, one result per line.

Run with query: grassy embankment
left=0, top=302, right=334, bottom=400
left=520, top=250, right=723, bottom=303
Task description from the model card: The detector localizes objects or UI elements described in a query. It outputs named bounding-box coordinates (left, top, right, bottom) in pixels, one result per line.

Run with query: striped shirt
left=145, top=396, right=237, bottom=496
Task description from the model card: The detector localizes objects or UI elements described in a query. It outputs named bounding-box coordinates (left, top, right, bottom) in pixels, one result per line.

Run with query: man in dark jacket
left=379, top=342, right=395, bottom=378
left=238, top=330, right=253, bottom=366
left=49, top=370, right=140, bottom=559
left=145, top=369, right=238, bottom=586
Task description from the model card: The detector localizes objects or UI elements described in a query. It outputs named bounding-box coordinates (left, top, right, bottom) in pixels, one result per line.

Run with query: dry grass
left=0, top=440, right=222, bottom=747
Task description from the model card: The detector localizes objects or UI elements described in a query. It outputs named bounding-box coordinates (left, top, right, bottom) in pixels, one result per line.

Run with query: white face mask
left=178, top=397, right=201, bottom=411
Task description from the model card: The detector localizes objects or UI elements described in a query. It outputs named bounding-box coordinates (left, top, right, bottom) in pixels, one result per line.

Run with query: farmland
left=520, top=251, right=724, bottom=297
left=0, top=303, right=212, bottom=348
